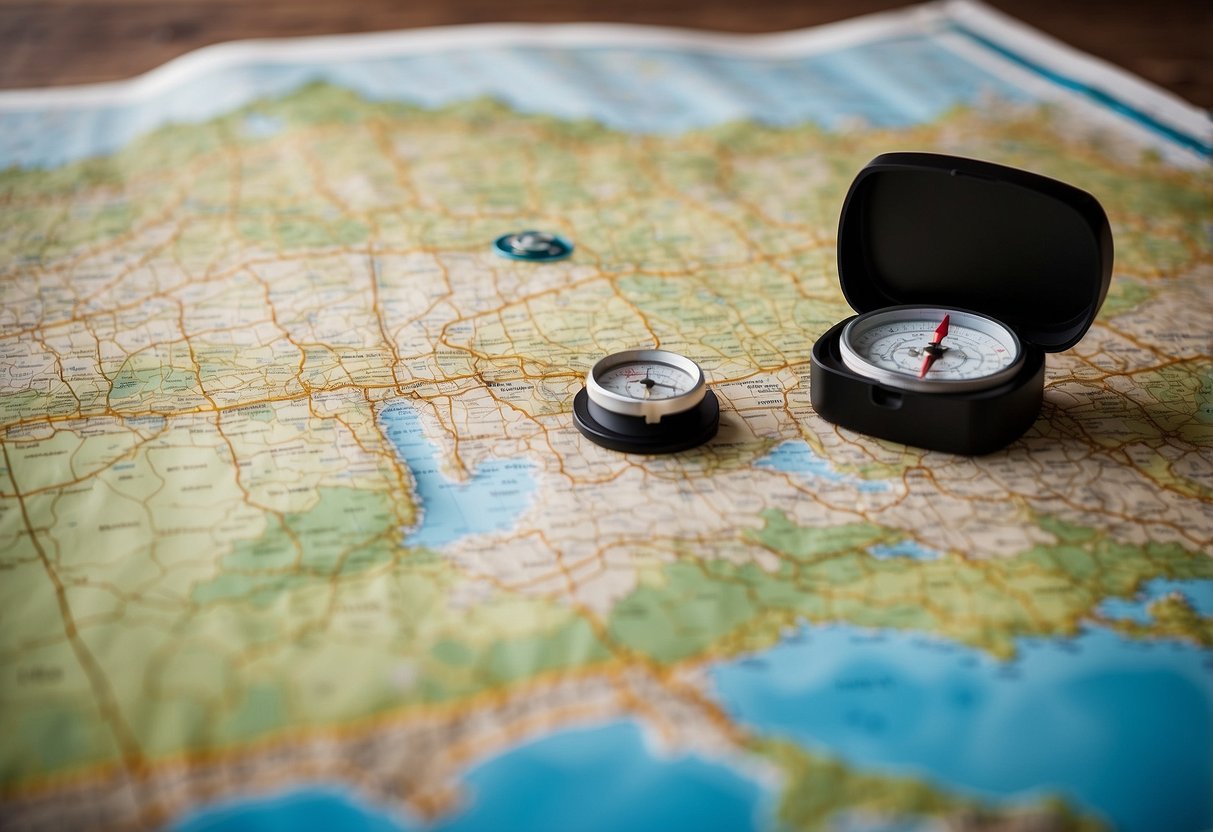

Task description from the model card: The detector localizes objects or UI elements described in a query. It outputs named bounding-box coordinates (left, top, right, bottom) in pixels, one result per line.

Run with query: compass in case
left=810, top=152, right=1113, bottom=455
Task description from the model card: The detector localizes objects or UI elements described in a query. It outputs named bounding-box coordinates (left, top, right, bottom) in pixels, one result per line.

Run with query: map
left=2, top=1, right=1211, bottom=830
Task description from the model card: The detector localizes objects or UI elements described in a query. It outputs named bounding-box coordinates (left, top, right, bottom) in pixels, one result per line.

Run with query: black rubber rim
left=572, top=388, right=719, bottom=454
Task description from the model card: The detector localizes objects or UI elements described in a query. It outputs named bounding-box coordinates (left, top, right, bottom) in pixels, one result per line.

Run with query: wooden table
left=1, top=0, right=1210, bottom=108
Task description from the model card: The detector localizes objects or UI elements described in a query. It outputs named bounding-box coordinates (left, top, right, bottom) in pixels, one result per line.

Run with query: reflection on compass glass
left=595, top=362, right=696, bottom=400
left=840, top=305, right=1024, bottom=393
left=586, top=348, right=707, bottom=424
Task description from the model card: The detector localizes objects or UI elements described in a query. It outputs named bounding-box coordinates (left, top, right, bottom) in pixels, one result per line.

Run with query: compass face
left=839, top=306, right=1024, bottom=393
left=595, top=361, right=697, bottom=400
left=586, top=349, right=707, bottom=424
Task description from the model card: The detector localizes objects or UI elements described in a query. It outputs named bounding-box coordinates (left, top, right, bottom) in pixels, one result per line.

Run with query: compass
left=493, top=230, right=573, bottom=262
left=809, top=152, right=1112, bottom=455
left=572, top=349, right=719, bottom=454
left=839, top=306, right=1024, bottom=394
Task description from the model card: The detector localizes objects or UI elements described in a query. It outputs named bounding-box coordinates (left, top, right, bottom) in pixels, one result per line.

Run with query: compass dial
left=839, top=306, right=1023, bottom=393
left=586, top=349, right=707, bottom=424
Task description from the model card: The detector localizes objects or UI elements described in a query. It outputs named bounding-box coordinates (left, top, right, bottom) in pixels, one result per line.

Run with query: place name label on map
left=99, top=521, right=143, bottom=532
left=17, top=666, right=64, bottom=686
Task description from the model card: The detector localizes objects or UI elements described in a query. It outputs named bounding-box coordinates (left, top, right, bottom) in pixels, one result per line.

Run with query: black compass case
left=810, top=152, right=1113, bottom=455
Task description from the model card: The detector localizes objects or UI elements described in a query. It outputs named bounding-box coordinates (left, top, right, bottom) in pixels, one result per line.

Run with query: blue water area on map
left=422, top=721, right=766, bottom=832
left=173, top=787, right=410, bottom=832
left=756, top=438, right=889, bottom=493
left=712, top=623, right=1213, bottom=832
left=868, top=540, right=940, bottom=560
left=170, top=721, right=767, bottom=832
left=242, top=112, right=285, bottom=138
left=1098, top=578, right=1213, bottom=624
left=378, top=399, right=536, bottom=548
left=1, top=31, right=1034, bottom=169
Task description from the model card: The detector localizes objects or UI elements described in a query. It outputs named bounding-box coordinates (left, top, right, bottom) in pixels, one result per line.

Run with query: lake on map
left=376, top=399, right=536, bottom=548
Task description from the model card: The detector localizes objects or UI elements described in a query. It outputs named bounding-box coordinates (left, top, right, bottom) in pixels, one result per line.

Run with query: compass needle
left=918, top=313, right=950, bottom=378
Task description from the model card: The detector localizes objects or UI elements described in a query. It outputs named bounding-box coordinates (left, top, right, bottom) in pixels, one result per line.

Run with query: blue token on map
left=494, top=230, right=573, bottom=261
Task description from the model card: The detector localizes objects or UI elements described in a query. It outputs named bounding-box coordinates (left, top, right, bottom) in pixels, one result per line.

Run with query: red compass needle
left=919, top=314, right=950, bottom=378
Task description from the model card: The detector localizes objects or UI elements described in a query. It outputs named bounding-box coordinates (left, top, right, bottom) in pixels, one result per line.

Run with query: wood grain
left=0, top=0, right=1209, bottom=108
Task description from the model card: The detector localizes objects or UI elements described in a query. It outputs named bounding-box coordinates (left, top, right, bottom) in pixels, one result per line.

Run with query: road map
left=1, top=1, right=1211, bottom=830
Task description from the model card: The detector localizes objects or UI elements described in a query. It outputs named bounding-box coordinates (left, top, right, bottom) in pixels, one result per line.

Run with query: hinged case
left=809, top=152, right=1113, bottom=454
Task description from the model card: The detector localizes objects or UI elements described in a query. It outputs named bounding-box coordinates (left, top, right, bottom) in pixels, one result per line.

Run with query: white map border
left=0, top=0, right=1207, bottom=168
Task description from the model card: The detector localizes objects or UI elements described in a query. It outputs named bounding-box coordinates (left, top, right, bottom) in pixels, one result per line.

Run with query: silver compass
left=586, top=349, right=707, bottom=424
left=839, top=305, right=1024, bottom=393
left=574, top=348, right=719, bottom=454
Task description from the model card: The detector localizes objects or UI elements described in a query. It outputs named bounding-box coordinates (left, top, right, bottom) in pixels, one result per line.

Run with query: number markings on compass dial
left=858, top=323, right=1004, bottom=377
left=840, top=307, right=1023, bottom=393
left=596, top=362, right=696, bottom=400
left=586, top=349, right=708, bottom=424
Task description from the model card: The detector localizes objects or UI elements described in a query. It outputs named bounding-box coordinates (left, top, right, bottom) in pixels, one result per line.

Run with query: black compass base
left=573, top=389, right=719, bottom=454
left=811, top=319, right=1045, bottom=455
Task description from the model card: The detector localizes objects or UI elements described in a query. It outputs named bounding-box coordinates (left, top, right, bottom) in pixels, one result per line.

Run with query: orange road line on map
left=1, top=442, right=148, bottom=776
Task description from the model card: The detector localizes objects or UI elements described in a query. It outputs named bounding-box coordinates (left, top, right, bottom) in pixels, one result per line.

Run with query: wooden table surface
left=0, top=0, right=1210, bottom=109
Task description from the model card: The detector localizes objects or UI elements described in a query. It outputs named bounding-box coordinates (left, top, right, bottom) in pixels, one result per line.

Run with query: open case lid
left=837, top=152, right=1114, bottom=351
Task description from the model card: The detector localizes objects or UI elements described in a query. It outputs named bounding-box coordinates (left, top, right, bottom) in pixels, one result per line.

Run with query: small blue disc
left=493, top=230, right=573, bottom=261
